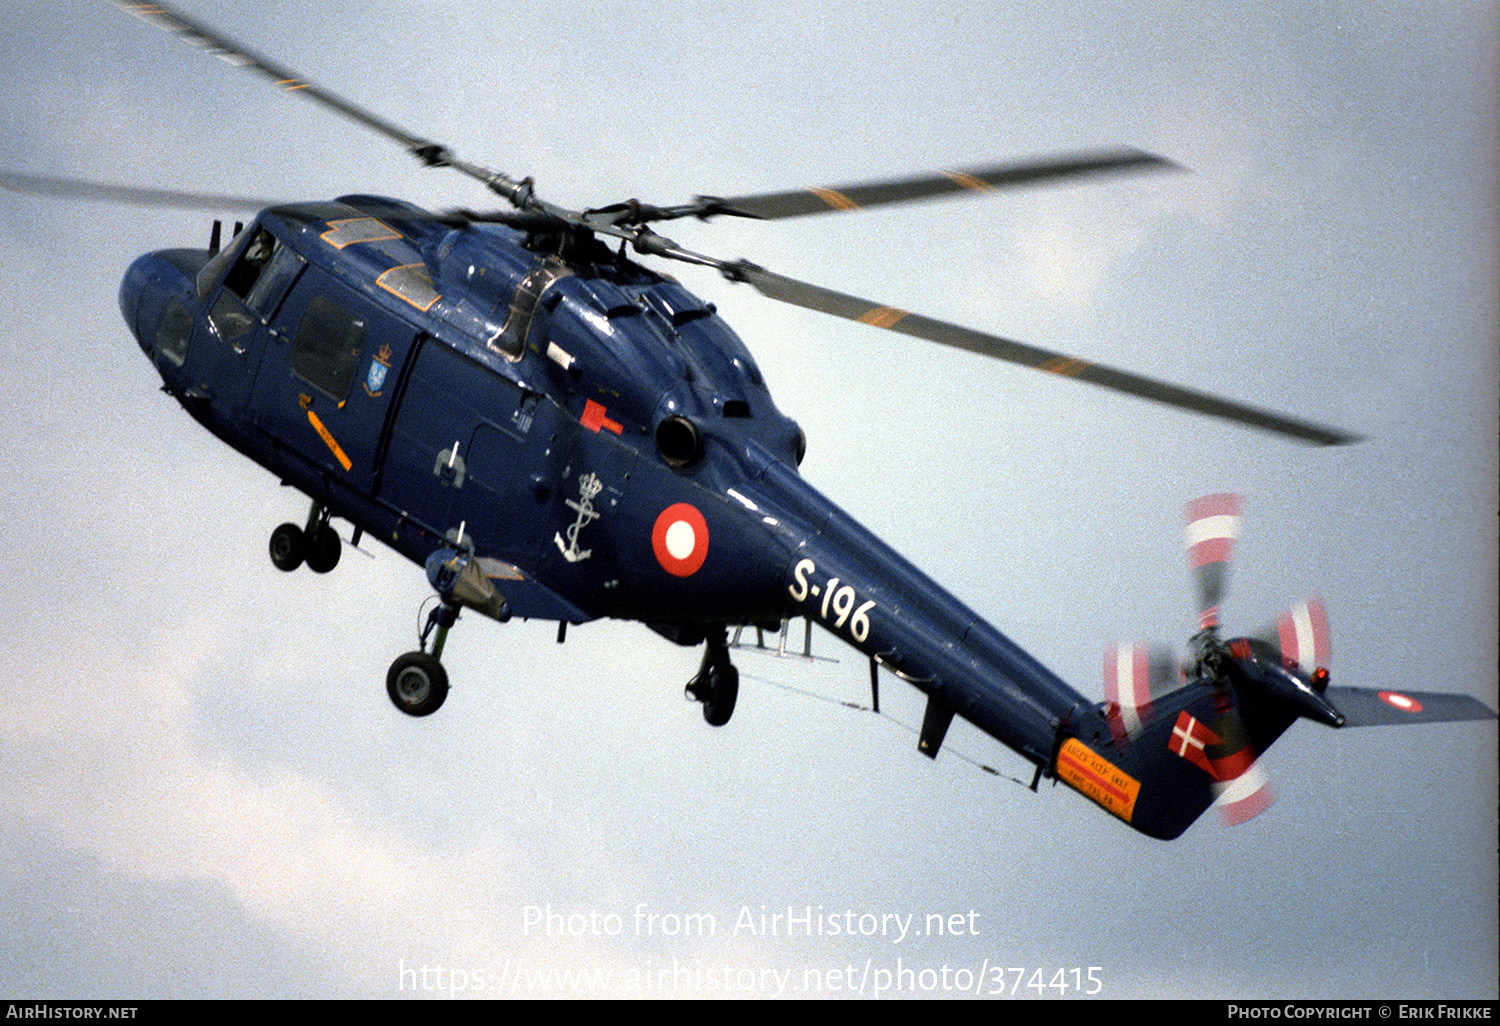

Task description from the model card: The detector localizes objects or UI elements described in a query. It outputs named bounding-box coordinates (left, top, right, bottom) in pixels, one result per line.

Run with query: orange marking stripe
left=306, top=409, right=353, bottom=472
left=942, top=170, right=994, bottom=192
left=857, top=305, right=908, bottom=329
left=1039, top=356, right=1089, bottom=377
left=808, top=187, right=859, bottom=212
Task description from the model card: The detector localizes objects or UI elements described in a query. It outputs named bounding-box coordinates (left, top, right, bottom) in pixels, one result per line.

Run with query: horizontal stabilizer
left=1326, top=687, right=1497, bottom=728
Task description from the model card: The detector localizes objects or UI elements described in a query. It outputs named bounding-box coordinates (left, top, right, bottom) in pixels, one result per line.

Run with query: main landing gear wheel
left=387, top=651, right=449, bottom=717
left=686, top=631, right=739, bottom=727
left=304, top=523, right=342, bottom=574
left=701, top=664, right=739, bottom=727
left=269, top=502, right=341, bottom=573
left=269, top=522, right=305, bottom=572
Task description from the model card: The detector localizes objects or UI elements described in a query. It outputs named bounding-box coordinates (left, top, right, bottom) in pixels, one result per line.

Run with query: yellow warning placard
left=1056, top=739, right=1141, bottom=823
left=306, top=409, right=352, bottom=472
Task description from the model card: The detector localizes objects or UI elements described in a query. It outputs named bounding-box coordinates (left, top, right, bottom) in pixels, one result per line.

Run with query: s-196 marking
left=789, top=558, right=877, bottom=644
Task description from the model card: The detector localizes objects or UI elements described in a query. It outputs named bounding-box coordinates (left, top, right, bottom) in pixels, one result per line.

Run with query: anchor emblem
left=554, top=472, right=604, bottom=563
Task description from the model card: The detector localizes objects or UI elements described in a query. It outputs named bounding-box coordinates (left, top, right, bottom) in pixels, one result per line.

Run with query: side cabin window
left=291, top=293, right=366, bottom=399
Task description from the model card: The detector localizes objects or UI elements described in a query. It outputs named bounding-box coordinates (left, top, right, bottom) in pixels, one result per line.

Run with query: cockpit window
left=155, top=299, right=191, bottom=366
left=204, top=234, right=305, bottom=352
left=244, top=243, right=305, bottom=317
left=196, top=226, right=249, bottom=300
left=223, top=227, right=276, bottom=299
left=209, top=290, right=256, bottom=351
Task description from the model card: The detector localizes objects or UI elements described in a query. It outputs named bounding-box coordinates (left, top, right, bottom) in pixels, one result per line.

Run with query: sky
left=0, top=0, right=1494, bottom=1000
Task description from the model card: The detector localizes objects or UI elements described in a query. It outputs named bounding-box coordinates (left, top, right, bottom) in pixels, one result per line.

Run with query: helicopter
left=6, top=0, right=1491, bottom=841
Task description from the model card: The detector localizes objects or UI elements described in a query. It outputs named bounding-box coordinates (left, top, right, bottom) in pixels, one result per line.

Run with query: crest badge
left=364, top=343, right=393, bottom=397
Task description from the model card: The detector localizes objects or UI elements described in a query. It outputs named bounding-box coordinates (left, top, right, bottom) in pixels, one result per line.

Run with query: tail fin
left=1071, top=495, right=1498, bottom=839
left=1056, top=681, right=1285, bottom=840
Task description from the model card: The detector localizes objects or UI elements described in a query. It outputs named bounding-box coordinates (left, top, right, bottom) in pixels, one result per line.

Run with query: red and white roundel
left=1378, top=690, right=1424, bottom=714
left=652, top=503, right=709, bottom=577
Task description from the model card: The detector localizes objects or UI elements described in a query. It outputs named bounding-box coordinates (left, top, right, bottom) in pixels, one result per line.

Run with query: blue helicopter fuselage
left=120, top=197, right=1111, bottom=807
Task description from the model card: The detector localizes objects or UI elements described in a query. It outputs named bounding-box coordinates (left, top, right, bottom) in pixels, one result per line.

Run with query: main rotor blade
left=723, top=262, right=1360, bottom=445
left=695, top=149, right=1178, bottom=221
left=0, top=169, right=275, bottom=212
left=113, top=0, right=536, bottom=208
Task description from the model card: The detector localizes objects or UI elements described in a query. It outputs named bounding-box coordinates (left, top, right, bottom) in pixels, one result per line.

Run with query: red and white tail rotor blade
left=1266, top=596, right=1332, bottom=671
left=1208, top=704, right=1275, bottom=826
left=1103, top=642, right=1179, bottom=742
left=1183, top=493, right=1243, bottom=630
left=1213, top=756, right=1274, bottom=826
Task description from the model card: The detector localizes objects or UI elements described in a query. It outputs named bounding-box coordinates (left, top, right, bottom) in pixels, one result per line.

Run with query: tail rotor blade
left=1183, top=493, right=1243, bottom=629
left=1258, top=596, right=1332, bottom=671
left=1208, top=703, right=1275, bottom=825
left=1103, top=642, right=1179, bottom=741
left=1213, top=756, right=1274, bottom=826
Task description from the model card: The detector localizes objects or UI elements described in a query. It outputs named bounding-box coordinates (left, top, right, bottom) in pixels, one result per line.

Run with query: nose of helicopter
left=119, top=253, right=151, bottom=350
left=120, top=248, right=211, bottom=357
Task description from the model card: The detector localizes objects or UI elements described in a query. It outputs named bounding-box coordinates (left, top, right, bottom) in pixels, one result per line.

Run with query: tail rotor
left=1180, top=493, right=1279, bottom=825
left=1095, top=494, right=1283, bottom=828
left=1072, top=495, right=1493, bottom=839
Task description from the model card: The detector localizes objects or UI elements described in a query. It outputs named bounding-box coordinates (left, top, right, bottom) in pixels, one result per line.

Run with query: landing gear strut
left=686, top=629, right=739, bottom=727
left=387, top=601, right=457, bottom=717
left=268, top=501, right=341, bottom=574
